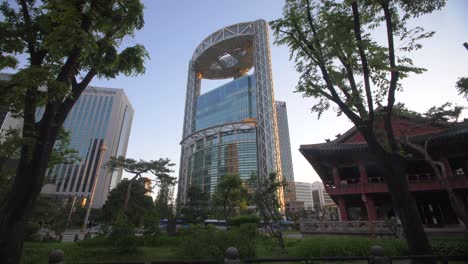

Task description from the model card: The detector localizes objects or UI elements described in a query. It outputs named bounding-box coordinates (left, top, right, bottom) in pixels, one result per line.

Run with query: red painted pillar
left=333, top=166, right=340, bottom=186
left=365, top=195, right=377, bottom=221
left=337, top=196, right=349, bottom=221
left=359, top=164, right=368, bottom=184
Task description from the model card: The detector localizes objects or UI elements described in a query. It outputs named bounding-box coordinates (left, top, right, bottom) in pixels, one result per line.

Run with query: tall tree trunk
left=405, top=140, right=468, bottom=230
left=0, top=127, right=59, bottom=264
left=123, top=180, right=133, bottom=212
left=369, top=141, right=433, bottom=259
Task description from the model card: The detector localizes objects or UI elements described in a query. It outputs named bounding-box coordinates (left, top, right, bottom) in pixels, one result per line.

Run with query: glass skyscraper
left=39, top=87, right=134, bottom=208
left=190, top=75, right=258, bottom=194
left=178, top=20, right=287, bottom=207
left=275, top=101, right=294, bottom=181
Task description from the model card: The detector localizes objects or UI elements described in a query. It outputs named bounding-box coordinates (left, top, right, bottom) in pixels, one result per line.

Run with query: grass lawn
left=22, top=242, right=183, bottom=264
left=22, top=233, right=467, bottom=264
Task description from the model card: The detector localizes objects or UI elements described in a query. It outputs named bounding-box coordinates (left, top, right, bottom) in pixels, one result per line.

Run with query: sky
left=87, top=0, right=468, bottom=185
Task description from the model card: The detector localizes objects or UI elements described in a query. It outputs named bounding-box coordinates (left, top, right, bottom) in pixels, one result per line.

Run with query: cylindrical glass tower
left=178, top=20, right=283, bottom=207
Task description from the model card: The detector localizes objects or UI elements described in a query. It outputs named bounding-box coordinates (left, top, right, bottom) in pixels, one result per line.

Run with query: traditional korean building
left=300, top=117, right=468, bottom=227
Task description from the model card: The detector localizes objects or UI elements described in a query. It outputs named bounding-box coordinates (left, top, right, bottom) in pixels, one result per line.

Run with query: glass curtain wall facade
left=190, top=75, right=258, bottom=194
left=196, top=75, right=256, bottom=130
left=275, top=101, right=294, bottom=181
left=39, top=87, right=134, bottom=208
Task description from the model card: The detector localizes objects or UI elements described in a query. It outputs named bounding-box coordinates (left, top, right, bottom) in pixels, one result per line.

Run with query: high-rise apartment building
left=275, top=101, right=294, bottom=181
left=38, top=87, right=134, bottom=208
left=295, top=181, right=335, bottom=211
left=178, top=20, right=285, bottom=206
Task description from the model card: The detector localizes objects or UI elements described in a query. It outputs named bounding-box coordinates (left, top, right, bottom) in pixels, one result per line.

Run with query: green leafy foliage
left=213, top=174, right=247, bottom=223
left=270, top=0, right=445, bottom=120
left=108, top=211, right=137, bottom=253
left=1, top=1, right=148, bottom=259
left=251, top=172, right=286, bottom=249
left=20, top=235, right=467, bottom=263
left=101, top=178, right=155, bottom=226
left=24, top=222, right=41, bottom=242
left=28, top=196, right=69, bottom=239
left=155, top=174, right=177, bottom=220
left=456, top=77, right=468, bottom=99
left=142, top=211, right=161, bottom=244
left=0, top=128, right=78, bottom=203
left=179, top=224, right=258, bottom=259
left=181, top=186, right=210, bottom=224
left=292, top=237, right=408, bottom=257
left=431, top=237, right=468, bottom=255
left=270, top=0, right=447, bottom=255
left=107, top=157, right=174, bottom=181
left=229, top=214, right=260, bottom=227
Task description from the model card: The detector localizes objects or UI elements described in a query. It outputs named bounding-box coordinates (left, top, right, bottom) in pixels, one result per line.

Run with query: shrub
left=28, top=233, right=43, bottom=242
left=108, top=211, right=137, bottom=253
left=227, top=223, right=258, bottom=258
left=431, top=237, right=468, bottom=255
left=42, top=232, right=56, bottom=243
left=179, top=225, right=227, bottom=259
left=142, top=234, right=181, bottom=247
left=179, top=224, right=258, bottom=259
left=229, top=215, right=260, bottom=227
left=25, top=222, right=41, bottom=241
left=77, top=235, right=110, bottom=248
left=142, top=212, right=161, bottom=240
left=292, top=237, right=408, bottom=257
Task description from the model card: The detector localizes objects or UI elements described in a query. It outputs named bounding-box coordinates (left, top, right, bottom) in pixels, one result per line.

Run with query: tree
left=182, top=186, right=210, bottom=223
left=0, top=128, right=78, bottom=204
left=107, top=157, right=174, bottom=211
left=398, top=103, right=468, bottom=230
left=101, top=178, right=155, bottom=227
left=0, top=1, right=147, bottom=262
left=271, top=0, right=446, bottom=257
left=251, top=172, right=286, bottom=249
left=214, top=174, right=246, bottom=223
left=155, top=174, right=177, bottom=220
left=456, top=77, right=468, bottom=99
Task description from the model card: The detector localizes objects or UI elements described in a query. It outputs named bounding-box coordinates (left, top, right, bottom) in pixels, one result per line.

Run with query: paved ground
left=284, top=232, right=302, bottom=239
left=41, top=229, right=97, bottom=242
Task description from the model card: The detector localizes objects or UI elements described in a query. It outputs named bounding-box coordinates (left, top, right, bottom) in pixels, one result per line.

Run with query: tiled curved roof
left=300, top=123, right=468, bottom=155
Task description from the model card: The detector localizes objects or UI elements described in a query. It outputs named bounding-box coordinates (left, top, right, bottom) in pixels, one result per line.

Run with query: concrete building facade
left=295, top=181, right=334, bottom=211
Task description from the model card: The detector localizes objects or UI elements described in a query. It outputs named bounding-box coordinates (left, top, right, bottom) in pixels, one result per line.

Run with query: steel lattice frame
left=177, top=20, right=284, bottom=208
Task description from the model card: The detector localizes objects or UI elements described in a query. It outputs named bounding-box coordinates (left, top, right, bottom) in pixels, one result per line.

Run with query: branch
left=381, top=1, right=400, bottom=153
left=278, top=29, right=319, bottom=65
left=56, top=68, right=96, bottom=125
left=351, top=1, right=374, bottom=124
left=336, top=51, right=368, bottom=118
left=291, top=5, right=363, bottom=126
left=55, top=2, right=93, bottom=84
left=19, top=0, right=37, bottom=61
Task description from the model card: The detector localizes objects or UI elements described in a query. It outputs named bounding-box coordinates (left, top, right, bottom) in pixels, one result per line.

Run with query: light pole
left=82, top=143, right=107, bottom=232
left=66, top=195, right=77, bottom=228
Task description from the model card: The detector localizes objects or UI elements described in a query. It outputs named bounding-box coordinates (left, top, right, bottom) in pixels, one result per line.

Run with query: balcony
left=324, top=175, right=468, bottom=196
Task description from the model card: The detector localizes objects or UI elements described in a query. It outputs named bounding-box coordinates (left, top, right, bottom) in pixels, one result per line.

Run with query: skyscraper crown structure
left=178, top=20, right=286, bottom=206
left=39, top=87, right=134, bottom=208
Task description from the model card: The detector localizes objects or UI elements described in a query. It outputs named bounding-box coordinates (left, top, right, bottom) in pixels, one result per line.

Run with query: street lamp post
left=82, top=143, right=107, bottom=232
